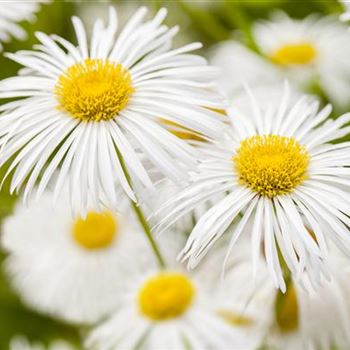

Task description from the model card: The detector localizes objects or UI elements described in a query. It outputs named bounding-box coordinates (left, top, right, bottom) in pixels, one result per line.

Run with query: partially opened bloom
left=1, top=187, right=158, bottom=324
left=0, top=6, right=225, bottom=215
left=268, top=248, right=350, bottom=350
left=0, top=1, right=47, bottom=51
left=86, top=252, right=267, bottom=350
left=157, top=84, right=350, bottom=291
left=231, top=242, right=350, bottom=350
left=270, top=280, right=350, bottom=349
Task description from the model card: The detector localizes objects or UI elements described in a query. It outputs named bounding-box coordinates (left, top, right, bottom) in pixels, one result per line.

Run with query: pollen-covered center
left=55, top=59, right=134, bottom=122
left=234, top=135, right=309, bottom=198
left=72, top=211, right=117, bottom=250
left=138, top=272, right=195, bottom=321
left=270, top=43, right=317, bottom=65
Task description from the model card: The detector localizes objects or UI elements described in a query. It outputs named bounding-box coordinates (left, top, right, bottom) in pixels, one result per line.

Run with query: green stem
left=115, top=148, right=166, bottom=269
left=131, top=200, right=166, bottom=268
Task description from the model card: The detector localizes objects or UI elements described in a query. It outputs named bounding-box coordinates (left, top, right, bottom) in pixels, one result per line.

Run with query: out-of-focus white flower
left=156, top=83, right=350, bottom=291
left=86, top=246, right=268, bottom=350
left=1, top=188, right=161, bottom=324
left=201, top=232, right=350, bottom=350
left=254, top=12, right=350, bottom=107
left=211, top=12, right=350, bottom=108
left=10, top=336, right=76, bottom=350
left=271, top=282, right=350, bottom=350
left=0, top=1, right=48, bottom=51
left=267, top=247, right=350, bottom=350
left=0, top=6, right=225, bottom=216
left=221, top=235, right=350, bottom=350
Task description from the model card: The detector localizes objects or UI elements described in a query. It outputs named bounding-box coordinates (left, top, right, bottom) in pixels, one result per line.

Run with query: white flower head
left=211, top=12, right=350, bottom=108
left=0, top=1, right=48, bottom=51
left=157, top=82, right=350, bottom=291
left=86, top=249, right=267, bottom=350
left=1, top=187, right=164, bottom=324
left=255, top=12, right=350, bottom=108
left=0, top=6, right=225, bottom=216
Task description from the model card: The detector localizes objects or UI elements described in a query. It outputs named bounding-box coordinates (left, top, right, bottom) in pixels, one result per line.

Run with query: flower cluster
left=1, top=1, right=350, bottom=350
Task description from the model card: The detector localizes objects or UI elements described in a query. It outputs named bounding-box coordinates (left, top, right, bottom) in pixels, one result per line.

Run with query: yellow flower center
left=275, top=282, right=299, bottom=333
left=55, top=59, right=134, bottom=122
left=217, top=310, right=253, bottom=327
left=270, top=43, right=317, bottom=66
left=234, top=135, right=309, bottom=198
left=72, top=211, right=117, bottom=250
left=138, top=272, right=195, bottom=321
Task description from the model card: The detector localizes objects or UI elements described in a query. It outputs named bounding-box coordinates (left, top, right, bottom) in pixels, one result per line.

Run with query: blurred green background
left=0, top=0, right=344, bottom=348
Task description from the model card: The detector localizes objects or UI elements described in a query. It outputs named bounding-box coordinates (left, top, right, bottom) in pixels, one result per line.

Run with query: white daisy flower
left=156, top=83, right=350, bottom=291
left=86, top=255, right=267, bottom=350
left=1, top=187, right=162, bottom=324
left=254, top=12, right=350, bottom=106
left=0, top=6, right=225, bottom=215
left=211, top=12, right=350, bottom=108
left=0, top=1, right=47, bottom=51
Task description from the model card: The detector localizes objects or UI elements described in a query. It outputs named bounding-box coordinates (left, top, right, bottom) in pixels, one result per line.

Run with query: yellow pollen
left=138, top=272, right=195, bottom=321
left=270, top=43, right=317, bottom=66
left=72, top=211, right=117, bottom=250
left=217, top=310, right=253, bottom=327
left=234, top=135, right=309, bottom=198
left=55, top=59, right=134, bottom=122
left=275, top=282, right=299, bottom=333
